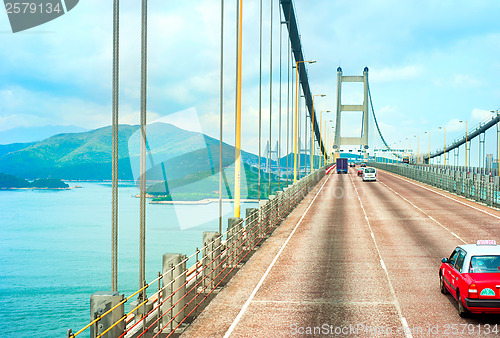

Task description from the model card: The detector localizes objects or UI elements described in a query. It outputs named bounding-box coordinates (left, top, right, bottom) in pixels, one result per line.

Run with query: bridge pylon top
left=334, top=68, right=370, bottom=159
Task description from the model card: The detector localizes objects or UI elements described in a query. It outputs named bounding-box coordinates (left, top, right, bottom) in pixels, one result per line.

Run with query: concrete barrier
left=162, top=253, right=187, bottom=329
left=202, top=232, right=221, bottom=289
left=90, top=292, right=124, bottom=338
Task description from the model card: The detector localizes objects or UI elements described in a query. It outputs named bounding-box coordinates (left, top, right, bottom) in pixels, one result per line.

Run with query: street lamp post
left=459, top=120, right=468, bottom=169
left=234, top=0, right=243, bottom=217
left=327, top=120, right=333, bottom=164
left=294, top=60, right=316, bottom=183
left=413, top=135, right=419, bottom=164
left=490, top=110, right=500, bottom=174
left=312, top=94, right=325, bottom=171
left=425, top=131, right=430, bottom=165
left=438, top=126, right=446, bottom=166
left=393, top=142, right=397, bottom=164
left=320, top=110, right=330, bottom=167
left=405, top=137, right=410, bottom=162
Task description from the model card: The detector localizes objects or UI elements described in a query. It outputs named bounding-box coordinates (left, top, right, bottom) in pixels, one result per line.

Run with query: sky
left=1, top=0, right=500, bottom=164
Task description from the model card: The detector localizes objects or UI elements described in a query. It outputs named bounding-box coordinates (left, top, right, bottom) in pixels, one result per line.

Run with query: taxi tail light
left=468, top=284, right=478, bottom=298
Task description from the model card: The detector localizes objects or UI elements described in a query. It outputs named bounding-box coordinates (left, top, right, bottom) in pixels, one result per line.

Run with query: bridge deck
left=182, top=168, right=500, bottom=337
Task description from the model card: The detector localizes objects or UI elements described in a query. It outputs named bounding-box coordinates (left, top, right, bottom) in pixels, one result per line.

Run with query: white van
left=362, top=167, right=376, bottom=181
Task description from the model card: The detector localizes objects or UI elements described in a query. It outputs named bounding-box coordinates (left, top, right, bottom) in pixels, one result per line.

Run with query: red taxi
left=440, top=240, right=500, bottom=317
left=357, top=168, right=364, bottom=176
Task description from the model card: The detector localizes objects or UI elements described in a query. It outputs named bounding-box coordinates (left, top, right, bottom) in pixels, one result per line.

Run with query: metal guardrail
left=68, top=167, right=327, bottom=338
left=427, top=113, right=500, bottom=160
left=370, top=163, right=500, bottom=208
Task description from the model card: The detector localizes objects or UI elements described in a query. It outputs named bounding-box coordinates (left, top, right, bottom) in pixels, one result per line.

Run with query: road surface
left=182, top=167, right=500, bottom=337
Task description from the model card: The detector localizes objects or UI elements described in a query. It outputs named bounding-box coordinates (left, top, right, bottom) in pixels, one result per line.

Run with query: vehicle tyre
left=439, top=274, right=448, bottom=294
left=457, top=291, right=468, bottom=318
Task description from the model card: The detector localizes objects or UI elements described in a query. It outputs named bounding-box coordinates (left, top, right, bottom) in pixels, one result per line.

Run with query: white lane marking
left=251, top=300, right=397, bottom=305
left=401, top=317, right=411, bottom=336
left=224, top=173, right=332, bottom=338
left=349, top=174, right=413, bottom=338
left=378, top=180, right=467, bottom=244
left=381, top=170, right=500, bottom=220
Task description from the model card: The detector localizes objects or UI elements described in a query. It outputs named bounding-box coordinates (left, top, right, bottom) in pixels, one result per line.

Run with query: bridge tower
left=334, top=67, right=369, bottom=160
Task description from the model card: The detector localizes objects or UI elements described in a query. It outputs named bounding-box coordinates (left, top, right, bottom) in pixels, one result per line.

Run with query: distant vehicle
left=402, top=156, right=410, bottom=164
left=336, top=158, right=348, bottom=174
left=360, top=163, right=367, bottom=167
left=357, top=168, right=364, bottom=176
left=362, top=167, right=376, bottom=181
left=349, top=161, right=356, bottom=167
left=440, top=240, right=500, bottom=317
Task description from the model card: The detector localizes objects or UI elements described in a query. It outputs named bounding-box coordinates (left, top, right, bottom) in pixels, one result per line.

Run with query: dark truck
left=336, top=158, right=348, bottom=174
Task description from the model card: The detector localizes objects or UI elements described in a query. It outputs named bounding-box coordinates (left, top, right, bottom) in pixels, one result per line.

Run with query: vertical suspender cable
left=111, top=0, right=119, bottom=292
left=304, top=96, right=307, bottom=177
left=286, top=16, right=290, bottom=186
left=292, top=50, right=296, bottom=182
left=278, top=8, right=282, bottom=191
left=258, top=0, right=262, bottom=201
left=297, top=87, right=300, bottom=178
left=218, top=0, right=224, bottom=234
left=304, top=95, right=307, bottom=172
left=234, top=0, right=243, bottom=218
left=139, top=0, right=148, bottom=295
left=268, top=0, right=273, bottom=197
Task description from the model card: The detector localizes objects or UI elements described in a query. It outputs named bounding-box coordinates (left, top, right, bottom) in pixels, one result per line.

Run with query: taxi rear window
left=469, top=255, right=500, bottom=273
left=364, top=168, right=375, bottom=173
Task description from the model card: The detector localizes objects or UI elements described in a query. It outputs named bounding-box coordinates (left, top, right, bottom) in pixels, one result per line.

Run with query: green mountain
left=0, top=123, right=264, bottom=181
left=0, top=142, right=35, bottom=157
left=0, top=126, right=137, bottom=179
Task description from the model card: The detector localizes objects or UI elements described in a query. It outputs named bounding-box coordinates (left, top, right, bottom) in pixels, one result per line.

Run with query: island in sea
left=0, top=173, right=69, bottom=189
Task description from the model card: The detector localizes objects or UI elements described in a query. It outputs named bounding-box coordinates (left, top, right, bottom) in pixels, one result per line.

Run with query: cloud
left=471, top=108, right=496, bottom=123
left=0, top=85, right=114, bottom=131
left=371, top=65, right=423, bottom=83
left=445, top=118, right=466, bottom=133
left=2, top=0, right=500, bottom=156
left=433, top=74, right=481, bottom=88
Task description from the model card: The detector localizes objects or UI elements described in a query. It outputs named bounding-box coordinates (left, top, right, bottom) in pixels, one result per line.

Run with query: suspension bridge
left=66, top=0, right=500, bottom=337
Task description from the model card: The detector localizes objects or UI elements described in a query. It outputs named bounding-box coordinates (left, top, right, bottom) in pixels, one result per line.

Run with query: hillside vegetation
left=0, top=173, right=69, bottom=189
left=0, top=123, right=261, bottom=180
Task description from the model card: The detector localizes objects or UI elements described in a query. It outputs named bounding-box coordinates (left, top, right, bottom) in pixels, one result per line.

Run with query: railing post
left=494, top=177, right=499, bottom=206
left=227, top=217, right=243, bottom=269
left=90, top=292, right=124, bottom=338
left=202, top=232, right=220, bottom=289
left=275, top=191, right=283, bottom=225
left=161, top=253, right=187, bottom=329
left=258, top=200, right=268, bottom=245
left=268, top=195, right=276, bottom=229
left=245, top=208, right=258, bottom=252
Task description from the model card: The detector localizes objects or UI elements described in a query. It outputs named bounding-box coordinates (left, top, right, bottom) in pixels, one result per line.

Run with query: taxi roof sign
left=477, top=240, right=496, bottom=246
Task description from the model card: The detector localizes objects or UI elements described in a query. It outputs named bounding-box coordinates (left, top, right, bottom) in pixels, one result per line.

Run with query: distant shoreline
left=0, top=187, right=73, bottom=191
left=150, top=198, right=260, bottom=205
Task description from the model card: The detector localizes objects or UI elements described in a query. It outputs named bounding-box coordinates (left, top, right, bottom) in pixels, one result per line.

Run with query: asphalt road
left=182, top=167, right=500, bottom=337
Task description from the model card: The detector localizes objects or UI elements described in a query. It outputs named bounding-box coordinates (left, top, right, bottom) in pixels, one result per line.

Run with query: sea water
left=0, top=182, right=257, bottom=337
